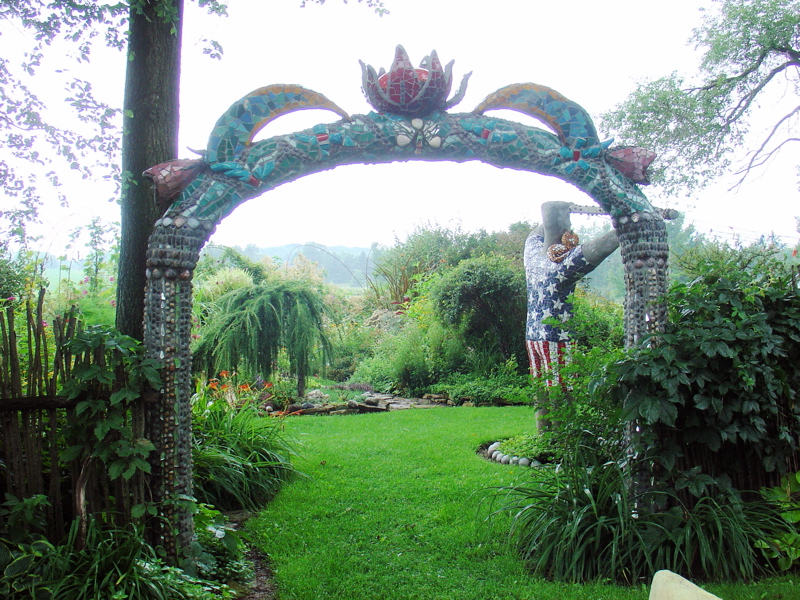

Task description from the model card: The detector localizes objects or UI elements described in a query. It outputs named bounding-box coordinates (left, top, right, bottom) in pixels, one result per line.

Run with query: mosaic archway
left=142, top=46, right=667, bottom=556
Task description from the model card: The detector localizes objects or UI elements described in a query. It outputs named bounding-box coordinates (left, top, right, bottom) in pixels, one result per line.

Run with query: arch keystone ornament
left=142, top=45, right=668, bottom=558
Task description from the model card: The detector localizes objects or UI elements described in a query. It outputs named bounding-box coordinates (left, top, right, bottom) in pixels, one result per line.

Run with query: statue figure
left=524, top=201, right=619, bottom=428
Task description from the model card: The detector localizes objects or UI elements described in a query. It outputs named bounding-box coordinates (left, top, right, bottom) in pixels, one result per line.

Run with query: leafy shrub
left=563, top=286, right=624, bottom=351
left=349, top=299, right=466, bottom=396
left=0, top=514, right=235, bottom=600
left=759, top=471, right=800, bottom=570
left=430, top=254, right=526, bottom=363
left=496, top=434, right=553, bottom=463
left=530, top=344, right=626, bottom=458
left=609, top=242, right=800, bottom=499
left=193, top=504, right=253, bottom=585
left=0, top=494, right=54, bottom=600
left=432, top=358, right=535, bottom=405
left=487, top=446, right=791, bottom=583
left=192, top=387, right=296, bottom=511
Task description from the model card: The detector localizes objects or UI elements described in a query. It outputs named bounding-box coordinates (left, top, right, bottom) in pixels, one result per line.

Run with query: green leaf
left=639, top=397, right=662, bottom=424
left=60, top=445, right=84, bottom=463
left=4, top=554, right=34, bottom=578
left=108, top=460, right=125, bottom=481
left=110, top=388, right=138, bottom=405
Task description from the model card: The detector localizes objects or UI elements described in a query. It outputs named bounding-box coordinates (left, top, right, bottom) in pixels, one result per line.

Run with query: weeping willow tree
left=193, top=279, right=331, bottom=397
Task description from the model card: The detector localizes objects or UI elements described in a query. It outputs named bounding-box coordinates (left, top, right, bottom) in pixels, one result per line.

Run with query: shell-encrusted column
left=142, top=215, right=210, bottom=558
left=614, top=213, right=669, bottom=347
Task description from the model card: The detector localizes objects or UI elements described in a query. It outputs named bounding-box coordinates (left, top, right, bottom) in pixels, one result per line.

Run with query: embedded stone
left=501, top=455, right=511, bottom=464
left=487, top=442, right=502, bottom=455
left=162, top=217, right=173, bottom=227
left=648, top=570, right=721, bottom=600
left=518, top=457, right=531, bottom=467
left=411, top=118, right=424, bottom=129
left=429, top=136, right=442, bottom=148
left=187, top=217, right=200, bottom=229
left=510, top=456, right=519, bottom=465
left=397, top=134, right=412, bottom=147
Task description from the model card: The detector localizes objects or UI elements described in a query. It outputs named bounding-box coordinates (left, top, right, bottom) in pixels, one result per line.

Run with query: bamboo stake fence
left=0, top=291, right=145, bottom=542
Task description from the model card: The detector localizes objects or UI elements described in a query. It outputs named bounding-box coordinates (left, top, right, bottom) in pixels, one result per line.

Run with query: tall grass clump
left=192, top=378, right=296, bottom=511
left=488, top=446, right=791, bottom=584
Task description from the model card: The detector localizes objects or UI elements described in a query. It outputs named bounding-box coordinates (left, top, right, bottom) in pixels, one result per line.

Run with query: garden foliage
left=490, top=446, right=790, bottom=584
left=609, top=243, right=800, bottom=498
left=192, top=377, right=297, bottom=511
left=193, top=279, right=331, bottom=397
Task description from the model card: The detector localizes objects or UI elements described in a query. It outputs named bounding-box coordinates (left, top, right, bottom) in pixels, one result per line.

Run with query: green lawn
left=246, top=407, right=799, bottom=600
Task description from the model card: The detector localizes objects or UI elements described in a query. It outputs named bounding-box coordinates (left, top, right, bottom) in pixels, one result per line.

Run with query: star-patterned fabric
left=524, top=233, right=595, bottom=341
left=524, top=232, right=596, bottom=384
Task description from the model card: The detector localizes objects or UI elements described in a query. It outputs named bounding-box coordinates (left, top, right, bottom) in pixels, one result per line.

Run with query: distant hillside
left=202, top=242, right=383, bottom=288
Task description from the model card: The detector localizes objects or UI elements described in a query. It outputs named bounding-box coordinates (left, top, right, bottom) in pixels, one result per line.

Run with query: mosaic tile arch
left=141, top=45, right=669, bottom=558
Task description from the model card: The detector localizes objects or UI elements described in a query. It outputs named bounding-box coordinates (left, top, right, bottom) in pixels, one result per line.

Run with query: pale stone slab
left=649, top=570, right=722, bottom=600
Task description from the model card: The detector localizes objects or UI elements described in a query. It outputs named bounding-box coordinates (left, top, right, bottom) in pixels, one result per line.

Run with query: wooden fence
left=0, top=291, right=145, bottom=542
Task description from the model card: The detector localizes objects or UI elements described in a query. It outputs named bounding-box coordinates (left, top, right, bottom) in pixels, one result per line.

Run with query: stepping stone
left=649, top=570, right=722, bottom=600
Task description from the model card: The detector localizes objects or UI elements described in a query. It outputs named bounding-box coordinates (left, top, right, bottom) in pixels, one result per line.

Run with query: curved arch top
left=161, top=82, right=656, bottom=234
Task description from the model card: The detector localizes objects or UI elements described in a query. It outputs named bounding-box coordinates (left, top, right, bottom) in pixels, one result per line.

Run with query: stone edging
left=482, top=441, right=543, bottom=468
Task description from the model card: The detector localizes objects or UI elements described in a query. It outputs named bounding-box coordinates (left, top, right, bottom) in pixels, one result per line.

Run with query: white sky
left=4, top=0, right=799, bottom=256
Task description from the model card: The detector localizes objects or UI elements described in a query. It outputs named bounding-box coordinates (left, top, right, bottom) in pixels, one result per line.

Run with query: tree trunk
left=116, top=0, right=183, bottom=341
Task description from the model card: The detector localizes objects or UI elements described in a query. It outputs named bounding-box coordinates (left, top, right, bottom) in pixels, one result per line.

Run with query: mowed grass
left=246, top=407, right=799, bottom=600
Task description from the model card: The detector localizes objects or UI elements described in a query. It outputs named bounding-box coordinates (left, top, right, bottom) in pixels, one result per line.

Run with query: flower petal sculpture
left=360, top=45, right=471, bottom=116
left=606, top=146, right=657, bottom=184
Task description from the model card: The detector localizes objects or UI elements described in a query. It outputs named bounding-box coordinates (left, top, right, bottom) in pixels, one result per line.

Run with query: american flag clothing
left=526, top=339, right=574, bottom=386
left=524, top=232, right=596, bottom=385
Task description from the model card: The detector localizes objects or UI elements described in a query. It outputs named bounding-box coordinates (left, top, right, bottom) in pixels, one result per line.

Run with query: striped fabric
left=526, top=339, right=574, bottom=387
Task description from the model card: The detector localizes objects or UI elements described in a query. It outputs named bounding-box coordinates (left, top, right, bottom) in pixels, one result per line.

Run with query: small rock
left=491, top=451, right=501, bottom=461
left=510, top=456, right=519, bottom=465
left=501, top=455, right=511, bottom=465
left=462, top=401, right=475, bottom=407
left=285, top=403, right=302, bottom=413
left=518, top=457, right=531, bottom=467
left=301, top=402, right=314, bottom=410
left=531, top=459, right=542, bottom=468
left=346, top=399, right=359, bottom=409
left=364, top=397, right=379, bottom=406
left=487, top=442, right=502, bottom=455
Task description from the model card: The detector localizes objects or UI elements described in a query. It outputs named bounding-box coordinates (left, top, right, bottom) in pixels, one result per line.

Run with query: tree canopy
left=601, top=0, right=800, bottom=195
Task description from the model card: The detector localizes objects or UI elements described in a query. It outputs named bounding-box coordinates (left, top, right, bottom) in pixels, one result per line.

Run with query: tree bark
left=116, top=0, right=183, bottom=341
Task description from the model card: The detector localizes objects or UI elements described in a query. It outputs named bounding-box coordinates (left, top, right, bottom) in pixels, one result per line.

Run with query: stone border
left=481, top=441, right=544, bottom=468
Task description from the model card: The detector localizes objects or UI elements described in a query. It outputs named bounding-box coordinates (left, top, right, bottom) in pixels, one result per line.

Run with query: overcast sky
left=5, top=0, right=799, bottom=256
